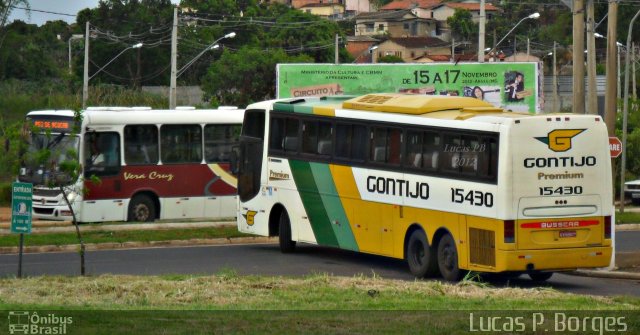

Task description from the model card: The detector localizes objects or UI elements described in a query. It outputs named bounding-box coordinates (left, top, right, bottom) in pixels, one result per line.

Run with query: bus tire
left=406, top=229, right=438, bottom=278
left=528, top=272, right=553, bottom=282
left=437, top=233, right=463, bottom=281
left=279, top=210, right=296, bottom=253
left=128, top=195, right=155, bottom=222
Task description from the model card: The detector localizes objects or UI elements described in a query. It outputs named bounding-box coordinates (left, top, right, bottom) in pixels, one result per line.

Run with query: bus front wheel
left=128, top=195, right=155, bottom=222
left=406, top=229, right=438, bottom=278
left=278, top=210, right=296, bottom=253
left=437, top=233, right=463, bottom=281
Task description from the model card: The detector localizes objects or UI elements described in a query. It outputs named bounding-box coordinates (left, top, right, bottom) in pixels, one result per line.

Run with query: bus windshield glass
left=19, top=132, right=80, bottom=186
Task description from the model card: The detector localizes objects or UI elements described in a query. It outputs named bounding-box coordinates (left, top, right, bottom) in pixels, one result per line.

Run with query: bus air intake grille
left=357, top=95, right=393, bottom=105
left=469, top=228, right=496, bottom=267
left=33, top=188, right=61, bottom=197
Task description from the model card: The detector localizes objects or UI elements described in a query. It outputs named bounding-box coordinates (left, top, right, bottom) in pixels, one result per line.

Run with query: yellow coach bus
left=236, top=93, right=612, bottom=281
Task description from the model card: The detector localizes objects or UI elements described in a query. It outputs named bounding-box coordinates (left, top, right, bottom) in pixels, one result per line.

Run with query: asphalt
left=0, top=218, right=638, bottom=280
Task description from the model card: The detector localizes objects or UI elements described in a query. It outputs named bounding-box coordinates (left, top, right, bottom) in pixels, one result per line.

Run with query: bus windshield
left=19, top=132, right=80, bottom=186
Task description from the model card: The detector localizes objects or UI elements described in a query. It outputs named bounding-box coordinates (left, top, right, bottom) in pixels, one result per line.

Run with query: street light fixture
left=169, top=32, right=236, bottom=109
left=484, top=12, right=540, bottom=61
left=82, top=42, right=144, bottom=108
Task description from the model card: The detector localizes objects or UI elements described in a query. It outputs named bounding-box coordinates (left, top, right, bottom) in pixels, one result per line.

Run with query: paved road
left=616, top=230, right=640, bottom=252
left=1, top=243, right=639, bottom=297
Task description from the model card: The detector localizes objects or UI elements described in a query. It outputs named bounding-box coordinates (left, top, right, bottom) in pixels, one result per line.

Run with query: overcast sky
left=8, top=0, right=180, bottom=26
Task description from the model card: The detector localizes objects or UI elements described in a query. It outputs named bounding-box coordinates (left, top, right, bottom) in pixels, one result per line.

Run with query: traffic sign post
left=11, top=182, right=33, bottom=278
left=609, top=137, right=622, bottom=158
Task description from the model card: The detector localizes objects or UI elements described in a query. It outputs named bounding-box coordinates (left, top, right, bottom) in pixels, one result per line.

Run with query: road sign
left=609, top=137, right=622, bottom=158
left=11, top=182, right=32, bottom=234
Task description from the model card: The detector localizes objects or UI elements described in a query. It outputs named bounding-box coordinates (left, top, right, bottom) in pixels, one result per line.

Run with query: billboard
left=277, top=63, right=542, bottom=114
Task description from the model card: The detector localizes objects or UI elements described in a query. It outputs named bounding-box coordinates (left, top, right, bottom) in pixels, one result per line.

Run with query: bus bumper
left=492, top=247, right=612, bottom=272
left=32, top=204, right=74, bottom=221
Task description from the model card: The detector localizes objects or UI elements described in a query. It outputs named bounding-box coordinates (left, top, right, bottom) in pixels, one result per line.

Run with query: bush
left=0, top=182, right=11, bottom=206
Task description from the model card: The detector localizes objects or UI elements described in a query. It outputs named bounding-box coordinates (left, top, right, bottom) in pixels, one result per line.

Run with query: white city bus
left=20, top=106, right=244, bottom=223
left=236, top=94, right=612, bottom=281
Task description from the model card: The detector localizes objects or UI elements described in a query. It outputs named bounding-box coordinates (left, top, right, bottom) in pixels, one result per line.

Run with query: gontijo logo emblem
left=535, top=129, right=585, bottom=152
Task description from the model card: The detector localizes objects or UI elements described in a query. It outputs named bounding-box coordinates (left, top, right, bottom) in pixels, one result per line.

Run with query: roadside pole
left=10, top=182, right=33, bottom=278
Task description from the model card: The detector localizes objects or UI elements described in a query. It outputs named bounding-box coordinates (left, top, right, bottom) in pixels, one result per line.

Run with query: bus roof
left=272, top=94, right=513, bottom=120
left=82, top=108, right=245, bottom=126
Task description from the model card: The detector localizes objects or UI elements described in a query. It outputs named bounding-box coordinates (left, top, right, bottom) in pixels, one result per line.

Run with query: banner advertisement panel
left=277, top=63, right=542, bottom=114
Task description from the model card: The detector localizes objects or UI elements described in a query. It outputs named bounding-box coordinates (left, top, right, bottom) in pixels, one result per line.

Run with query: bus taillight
left=504, top=220, right=515, bottom=243
left=604, top=216, right=611, bottom=239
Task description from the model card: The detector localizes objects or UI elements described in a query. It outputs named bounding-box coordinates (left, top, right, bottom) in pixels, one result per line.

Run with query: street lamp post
left=484, top=12, right=540, bottom=61
left=68, top=34, right=83, bottom=73
left=618, top=8, right=640, bottom=213
left=169, top=32, right=236, bottom=109
left=82, top=42, right=143, bottom=109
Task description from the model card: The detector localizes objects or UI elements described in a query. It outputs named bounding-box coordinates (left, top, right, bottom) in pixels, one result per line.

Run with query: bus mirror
left=230, top=147, right=239, bottom=174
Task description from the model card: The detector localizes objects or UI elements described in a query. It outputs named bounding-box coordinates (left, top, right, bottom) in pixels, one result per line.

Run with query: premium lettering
left=537, top=171, right=584, bottom=180
left=366, top=176, right=429, bottom=199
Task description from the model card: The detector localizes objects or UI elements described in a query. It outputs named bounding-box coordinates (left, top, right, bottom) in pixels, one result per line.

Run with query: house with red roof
left=372, top=36, right=450, bottom=62
left=354, top=10, right=437, bottom=38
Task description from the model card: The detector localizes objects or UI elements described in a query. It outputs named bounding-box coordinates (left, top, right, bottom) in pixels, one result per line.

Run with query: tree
left=21, top=111, right=90, bottom=275
left=201, top=46, right=312, bottom=107
left=0, top=0, right=30, bottom=49
left=447, top=8, right=477, bottom=43
left=75, top=0, right=174, bottom=88
left=378, top=55, right=404, bottom=63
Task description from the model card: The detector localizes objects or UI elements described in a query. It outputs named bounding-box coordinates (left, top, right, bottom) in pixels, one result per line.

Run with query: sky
left=8, top=0, right=180, bottom=26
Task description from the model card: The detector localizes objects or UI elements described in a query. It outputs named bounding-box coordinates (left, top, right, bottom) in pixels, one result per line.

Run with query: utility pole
left=478, top=0, right=486, bottom=62
left=526, top=38, right=530, bottom=59
left=335, top=34, right=339, bottom=64
left=82, top=21, right=90, bottom=110
left=572, top=0, right=585, bottom=114
left=169, top=7, right=178, bottom=109
left=605, top=1, right=618, bottom=137
left=618, top=8, right=640, bottom=214
left=451, top=37, right=455, bottom=62
left=586, top=0, right=598, bottom=115
left=633, top=42, right=637, bottom=99
left=553, top=41, right=559, bottom=112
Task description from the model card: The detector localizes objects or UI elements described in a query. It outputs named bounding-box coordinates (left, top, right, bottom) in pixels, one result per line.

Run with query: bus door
left=82, top=131, right=126, bottom=222
left=237, top=110, right=266, bottom=232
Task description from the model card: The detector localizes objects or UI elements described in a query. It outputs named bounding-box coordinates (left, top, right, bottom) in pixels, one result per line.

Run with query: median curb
left=569, top=269, right=640, bottom=280
left=0, top=236, right=276, bottom=254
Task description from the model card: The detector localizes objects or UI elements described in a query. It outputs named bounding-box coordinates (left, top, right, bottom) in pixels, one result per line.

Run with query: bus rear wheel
left=528, top=272, right=553, bottom=282
left=406, top=229, right=438, bottom=278
left=279, top=210, right=296, bottom=253
left=128, top=195, right=155, bottom=222
left=437, top=233, right=464, bottom=281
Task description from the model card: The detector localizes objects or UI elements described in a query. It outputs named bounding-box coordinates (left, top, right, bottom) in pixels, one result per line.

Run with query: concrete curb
left=0, top=221, right=235, bottom=235
left=569, top=269, right=640, bottom=280
left=0, top=236, right=276, bottom=254
left=616, top=224, right=640, bottom=231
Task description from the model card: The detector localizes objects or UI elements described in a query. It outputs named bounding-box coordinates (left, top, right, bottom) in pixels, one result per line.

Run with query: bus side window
left=205, top=124, right=241, bottom=163
left=124, top=125, right=158, bottom=165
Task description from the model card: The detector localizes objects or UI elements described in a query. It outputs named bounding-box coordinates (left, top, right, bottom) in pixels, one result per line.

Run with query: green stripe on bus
left=289, top=160, right=339, bottom=247
left=292, top=105, right=314, bottom=114
left=309, top=162, right=359, bottom=251
left=273, top=103, right=295, bottom=113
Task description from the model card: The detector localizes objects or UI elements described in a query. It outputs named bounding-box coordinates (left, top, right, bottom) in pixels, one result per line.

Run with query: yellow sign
left=536, top=129, right=585, bottom=152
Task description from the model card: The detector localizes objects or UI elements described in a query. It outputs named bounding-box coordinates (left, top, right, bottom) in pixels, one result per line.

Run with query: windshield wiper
left=46, top=133, right=66, bottom=150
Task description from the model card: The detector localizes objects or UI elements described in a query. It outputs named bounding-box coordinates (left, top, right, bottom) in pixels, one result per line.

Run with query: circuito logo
left=535, top=129, right=585, bottom=152
left=8, top=311, right=72, bottom=335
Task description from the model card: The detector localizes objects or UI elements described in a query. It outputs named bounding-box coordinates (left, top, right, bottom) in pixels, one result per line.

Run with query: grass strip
left=0, top=226, right=247, bottom=247
left=615, top=211, right=640, bottom=224
left=0, top=273, right=638, bottom=310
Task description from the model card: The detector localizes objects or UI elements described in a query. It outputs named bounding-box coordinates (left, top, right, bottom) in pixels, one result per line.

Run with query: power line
left=9, top=5, right=76, bottom=17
